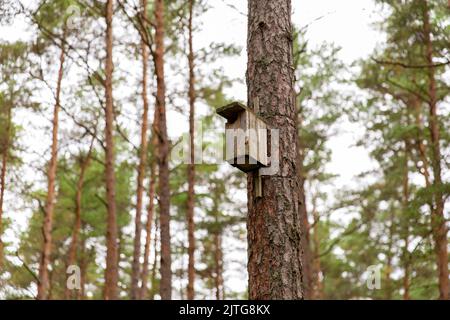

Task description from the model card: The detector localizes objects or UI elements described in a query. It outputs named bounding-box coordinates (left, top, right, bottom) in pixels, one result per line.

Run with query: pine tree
left=247, top=0, right=303, bottom=299
left=130, top=0, right=151, bottom=300
left=186, top=0, right=196, bottom=300
left=154, top=0, right=172, bottom=300
left=103, top=0, right=119, bottom=300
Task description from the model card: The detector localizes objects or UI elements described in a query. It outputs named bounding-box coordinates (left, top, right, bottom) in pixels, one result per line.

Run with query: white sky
left=0, top=0, right=385, bottom=297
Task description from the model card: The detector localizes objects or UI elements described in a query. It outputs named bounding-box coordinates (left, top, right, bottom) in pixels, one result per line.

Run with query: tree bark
left=131, top=0, right=150, bottom=299
left=186, top=0, right=196, bottom=301
left=103, top=0, right=119, bottom=300
left=37, top=25, right=67, bottom=300
left=139, top=159, right=156, bottom=299
left=64, top=139, right=94, bottom=300
left=247, top=0, right=303, bottom=300
left=0, top=102, right=11, bottom=269
left=154, top=0, right=172, bottom=300
left=422, top=1, right=448, bottom=300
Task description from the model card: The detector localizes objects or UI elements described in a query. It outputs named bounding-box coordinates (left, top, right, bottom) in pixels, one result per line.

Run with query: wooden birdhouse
left=217, top=101, right=269, bottom=173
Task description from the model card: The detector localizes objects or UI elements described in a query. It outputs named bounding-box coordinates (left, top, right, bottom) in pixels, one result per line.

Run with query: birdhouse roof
left=216, top=101, right=248, bottom=122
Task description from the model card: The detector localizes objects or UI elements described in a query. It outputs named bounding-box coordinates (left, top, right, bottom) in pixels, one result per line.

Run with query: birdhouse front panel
left=217, top=102, right=269, bottom=173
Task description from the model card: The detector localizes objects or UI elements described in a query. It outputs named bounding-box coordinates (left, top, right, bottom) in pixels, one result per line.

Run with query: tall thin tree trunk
left=139, top=159, right=156, bottom=299
left=154, top=0, right=172, bottom=300
left=311, top=197, right=323, bottom=299
left=37, top=26, right=67, bottom=300
left=214, top=233, right=224, bottom=300
left=131, top=0, right=150, bottom=299
left=247, top=0, right=303, bottom=299
left=65, top=139, right=94, bottom=299
left=402, top=139, right=411, bottom=300
left=422, top=1, right=448, bottom=300
left=385, top=212, right=394, bottom=300
left=0, top=103, right=11, bottom=269
left=149, top=215, right=159, bottom=300
left=297, top=110, right=312, bottom=299
left=78, top=225, right=88, bottom=300
left=186, top=0, right=196, bottom=301
left=103, top=0, right=119, bottom=300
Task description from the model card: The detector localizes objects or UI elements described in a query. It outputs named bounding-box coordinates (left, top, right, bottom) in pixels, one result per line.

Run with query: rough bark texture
left=154, top=0, right=172, bottom=300
left=37, top=27, right=66, bottom=300
left=65, top=139, right=94, bottom=300
left=131, top=0, right=150, bottom=299
left=139, top=159, right=156, bottom=299
left=103, top=0, right=119, bottom=300
left=422, top=1, right=448, bottom=300
left=247, top=0, right=303, bottom=300
left=0, top=102, right=11, bottom=269
left=186, top=0, right=196, bottom=301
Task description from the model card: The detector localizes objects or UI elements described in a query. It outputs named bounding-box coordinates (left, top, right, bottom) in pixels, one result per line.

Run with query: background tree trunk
left=154, top=0, right=172, bottom=300
left=186, top=0, right=196, bottom=301
left=149, top=215, right=159, bottom=300
left=131, top=0, right=150, bottom=299
left=37, top=25, right=67, bottom=300
left=297, top=110, right=312, bottom=299
left=422, top=0, right=448, bottom=300
left=247, top=0, right=304, bottom=300
left=103, top=0, right=119, bottom=300
left=65, top=139, right=94, bottom=300
left=0, top=102, right=11, bottom=269
left=139, top=159, right=156, bottom=299
left=402, top=139, right=411, bottom=300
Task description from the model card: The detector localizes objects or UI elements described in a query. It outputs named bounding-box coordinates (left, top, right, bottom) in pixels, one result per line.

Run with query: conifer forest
left=0, top=0, right=449, bottom=301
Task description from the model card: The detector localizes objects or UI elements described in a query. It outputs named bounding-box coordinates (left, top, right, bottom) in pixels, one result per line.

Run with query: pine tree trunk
left=37, top=26, right=67, bottom=300
left=139, top=159, right=156, bottom=299
left=65, top=140, right=94, bottom=300
left=402, top=139, right=411, bottom=300
left=247, top=0, right=303, bottom=300
left=149, top=215, right=159, bottom=300
left=0, top=103, right=11, bottom=269
left=186, top=0, right=196, bottom=301
left=311, top=198, right=323, bottom=299
left=103, top=0, right=119, bottom=300
left=131, top=0, right=150, bottom=299
left=78, top=226, right=88, bottom=300
left=297, top=110, right=312, bottom=299
left=65, top=138, right=94, bottom=299
left=154, top=0, right=172, bottom=300
left=385, top=212, right=394, bottom=300
left=422, top=1, right=448, bottom=300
